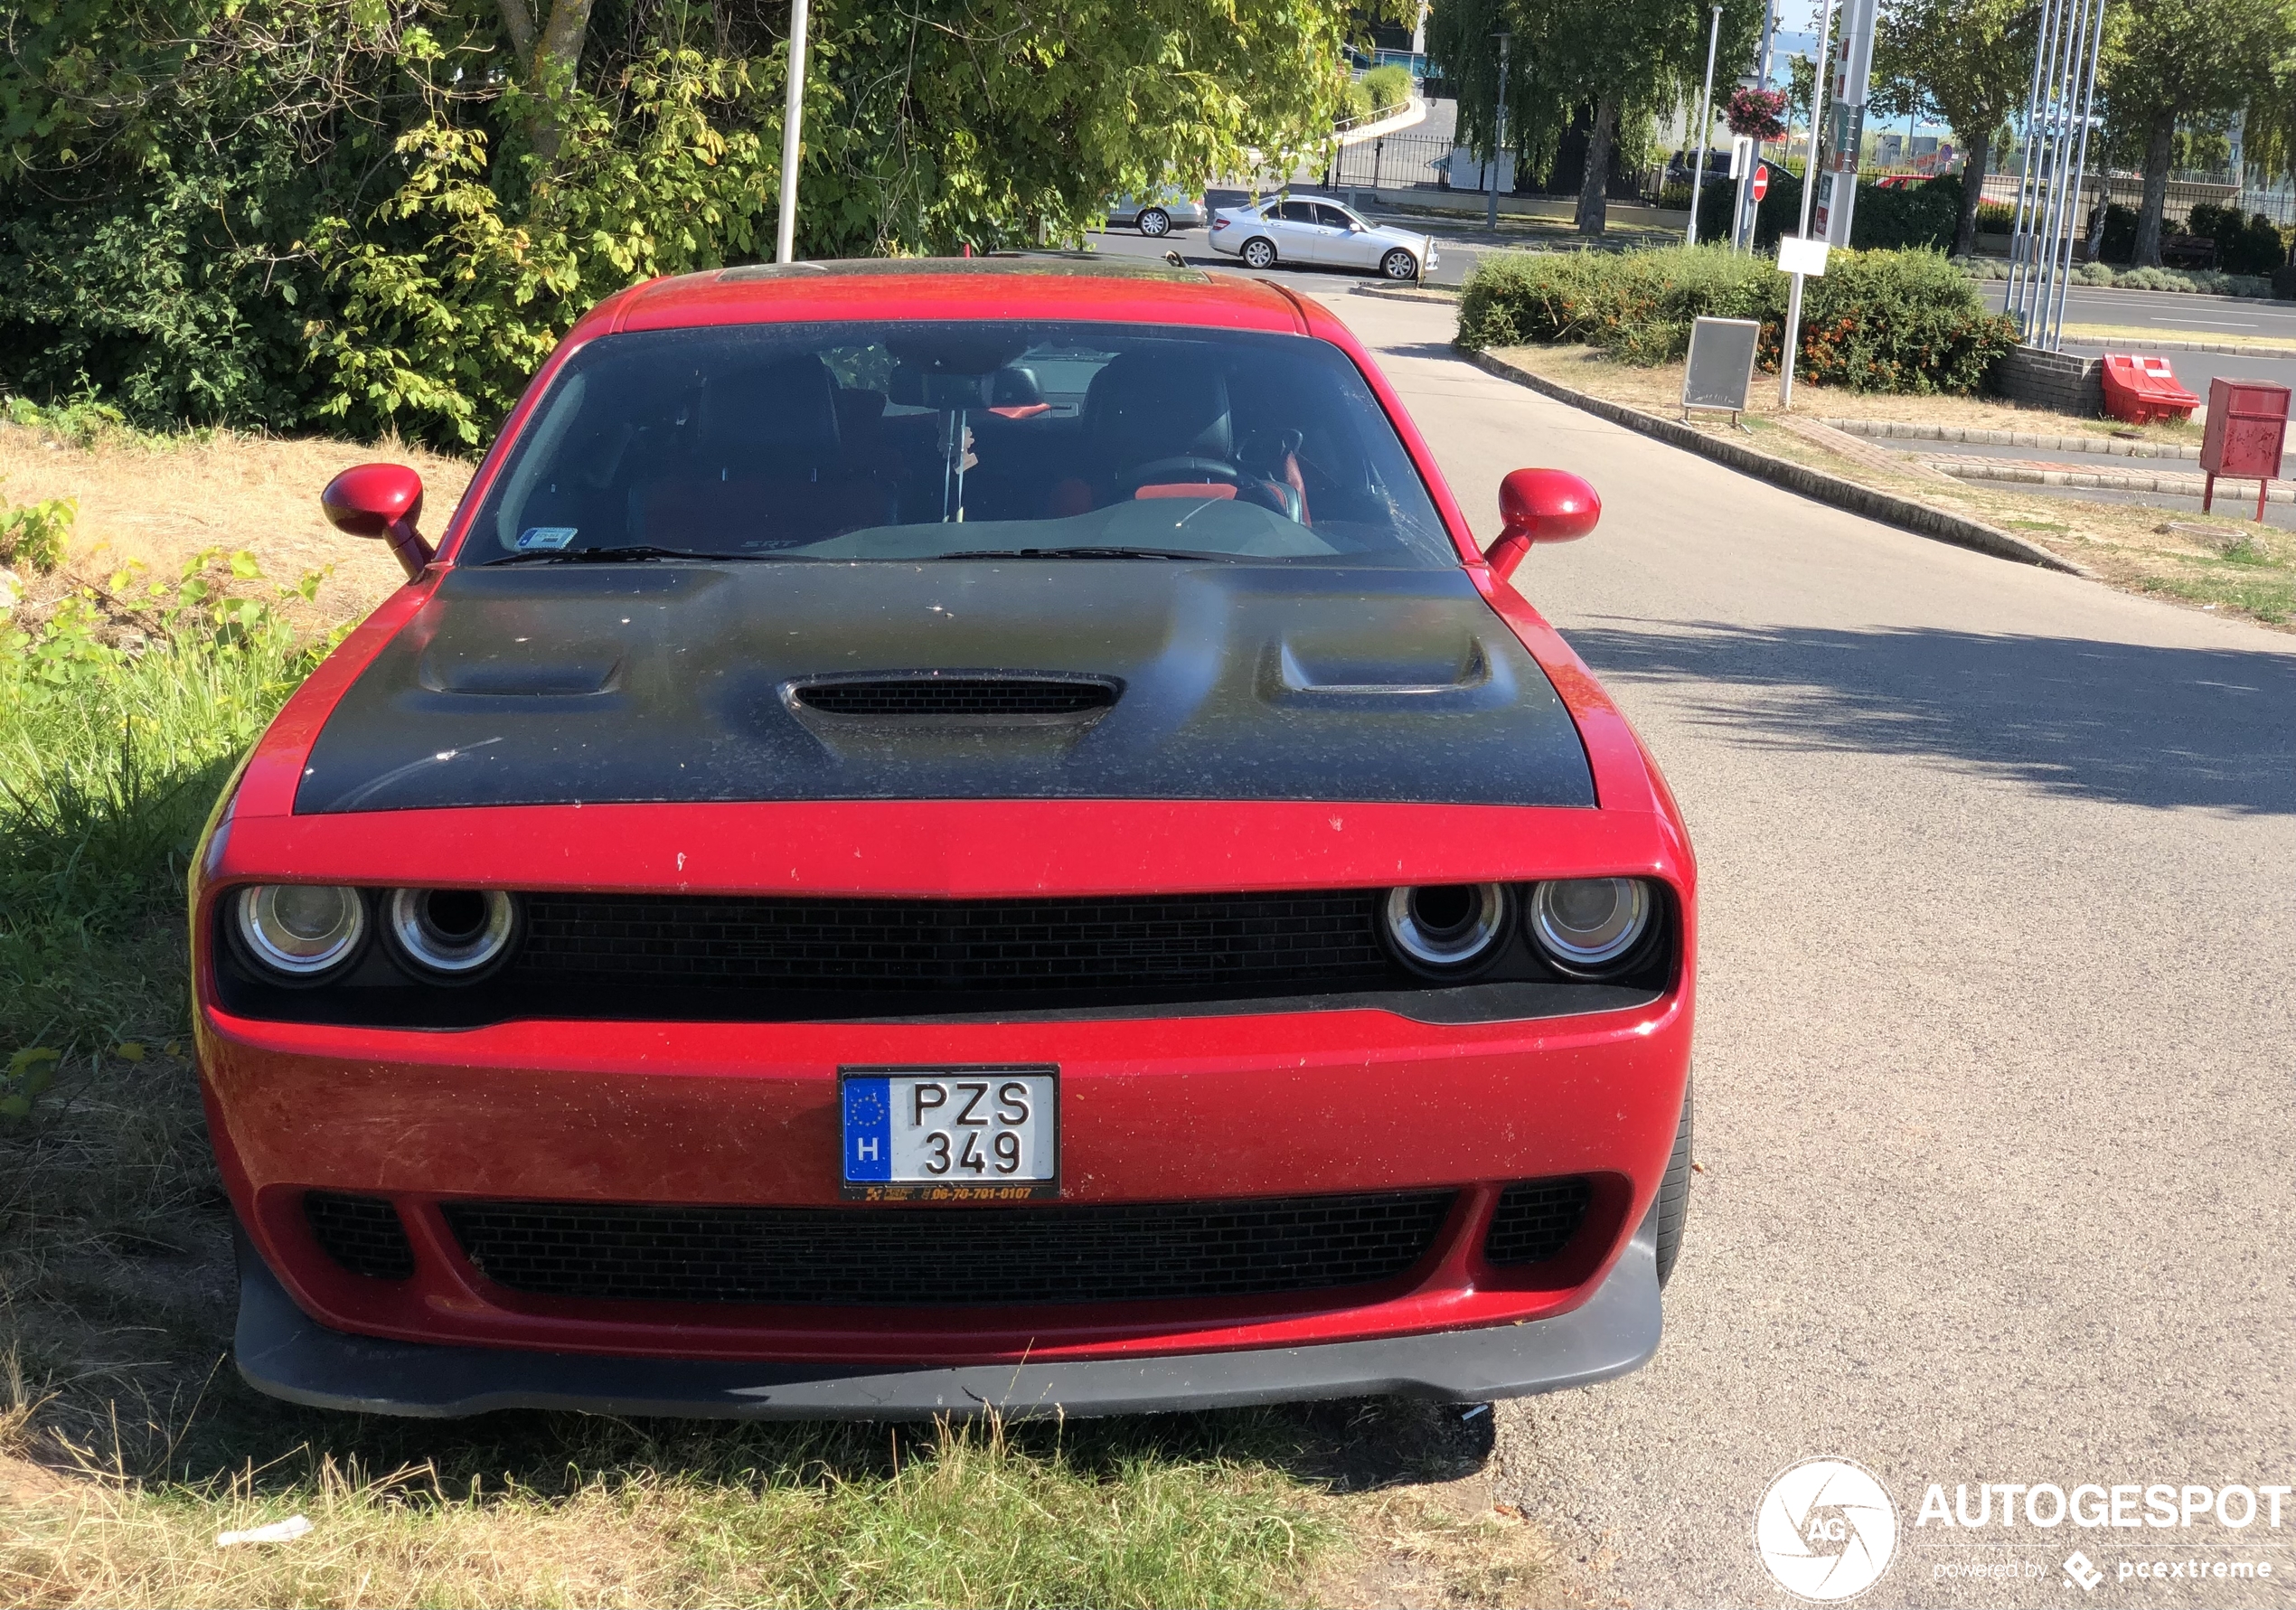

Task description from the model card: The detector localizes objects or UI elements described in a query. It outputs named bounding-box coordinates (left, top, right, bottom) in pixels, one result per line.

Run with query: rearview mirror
left=321, top=463, right=433, bottom=580
left=1484, top=468, right=1601, bottom=581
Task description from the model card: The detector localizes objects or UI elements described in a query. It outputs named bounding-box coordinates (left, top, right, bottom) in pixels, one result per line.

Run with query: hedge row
left=1454, top=245, right=2020, bottom=394
left=1694, top=171, right=1969, bottom=253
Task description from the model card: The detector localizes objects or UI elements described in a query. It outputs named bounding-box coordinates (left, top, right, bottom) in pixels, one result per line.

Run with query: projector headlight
left=1528, top=878, right=1653, bottom=974
left=235, top=885, right=366, bottom=979
left=1381, top=883, right=1511, bottom=977
left=386, top=888, right=518, bottom=979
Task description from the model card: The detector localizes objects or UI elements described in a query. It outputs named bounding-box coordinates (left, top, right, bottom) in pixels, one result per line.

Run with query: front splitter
left=233, top=1218, right=1661, bottom=1420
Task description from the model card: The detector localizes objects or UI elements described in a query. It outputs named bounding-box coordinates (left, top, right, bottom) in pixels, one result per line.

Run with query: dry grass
left=3, top=1426, right=1343, bottom=1610
left=0, top=417, right=471, bottom=630
left=1491, top=344, right=2295, bottom=629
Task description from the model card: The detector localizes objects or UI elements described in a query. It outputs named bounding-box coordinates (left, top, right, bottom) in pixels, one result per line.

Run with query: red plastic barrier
left=2101, top=353, right=2201, bottom=426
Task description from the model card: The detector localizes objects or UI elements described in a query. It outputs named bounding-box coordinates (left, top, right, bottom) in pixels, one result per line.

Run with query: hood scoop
left=788, top=673, right=1120, bottom=722
left=1261, top=637, right=1511, bottom=711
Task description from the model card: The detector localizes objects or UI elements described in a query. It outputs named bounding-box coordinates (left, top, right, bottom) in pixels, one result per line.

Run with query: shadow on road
left=1560, top=618, right=2296, bottom=814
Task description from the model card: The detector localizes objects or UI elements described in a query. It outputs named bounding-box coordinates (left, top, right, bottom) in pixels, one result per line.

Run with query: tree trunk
left=1952, top=127, right=1989, bottom=258
left=2132, top=112, right=2176, bottom=268
left=495, top=0, right=536, bottom=72
left=528, top=0, right=601, bottom=163
left=1576, top=97, right=1618, bottom=236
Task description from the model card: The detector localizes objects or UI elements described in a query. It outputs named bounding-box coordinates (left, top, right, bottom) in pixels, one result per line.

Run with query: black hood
left=295, top=562, right=1595, bottom=813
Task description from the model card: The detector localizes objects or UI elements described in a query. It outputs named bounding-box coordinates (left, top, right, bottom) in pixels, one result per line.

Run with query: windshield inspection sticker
left=516, top=526, right=578, bottom=551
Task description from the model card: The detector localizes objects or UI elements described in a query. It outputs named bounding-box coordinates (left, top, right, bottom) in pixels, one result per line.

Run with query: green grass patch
left=4, top=1415, right=1347, bottom=1608
left=2137, top=561, right=2296, bottom=624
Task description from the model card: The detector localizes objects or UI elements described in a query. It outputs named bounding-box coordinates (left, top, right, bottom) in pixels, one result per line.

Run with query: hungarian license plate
left=840, top=1066, right=1059, bottom=1200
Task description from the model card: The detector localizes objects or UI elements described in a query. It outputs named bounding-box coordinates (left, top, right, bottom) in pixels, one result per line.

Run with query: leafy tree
left=1430, top=0, right=1762, bottom=235
left=2, top=0, right=1373, bottom=445
left=1873, top=0, right=2033, bottom=257
left=2104, top=0, right=2293, bottom=264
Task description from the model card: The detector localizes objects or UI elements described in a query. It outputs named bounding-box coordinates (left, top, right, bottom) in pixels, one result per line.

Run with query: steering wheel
left=1118, top=456, right=1245, bottom=494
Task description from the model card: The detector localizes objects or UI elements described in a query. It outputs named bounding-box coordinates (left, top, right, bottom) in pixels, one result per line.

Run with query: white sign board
left=1777, top=237, right=1831, bottom=277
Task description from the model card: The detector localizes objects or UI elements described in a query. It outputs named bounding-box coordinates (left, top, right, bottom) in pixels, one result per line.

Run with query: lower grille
left=511, top=890, right=1395, bottom=996
left=305, top=1191, right=416, bottom=1280
left=444, top=1191, right=1455, bottom=1306
left=1482, top=1178, right=1593, bottom=1266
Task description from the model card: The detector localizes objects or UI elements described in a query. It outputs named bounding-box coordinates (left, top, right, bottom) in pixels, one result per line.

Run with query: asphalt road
left=1987, top=281, right=2296, bottom=342
left=1302, top=286, right=2296, bottom=1607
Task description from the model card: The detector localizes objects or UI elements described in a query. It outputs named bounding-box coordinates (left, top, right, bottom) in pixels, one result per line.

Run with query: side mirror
left=321, top=463, right=433, bottom=580
left=1484, top=467, right=1601, bottom=581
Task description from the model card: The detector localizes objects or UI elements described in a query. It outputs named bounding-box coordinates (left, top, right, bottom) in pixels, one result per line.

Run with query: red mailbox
left=2202, top=376, right=2291, bottom=521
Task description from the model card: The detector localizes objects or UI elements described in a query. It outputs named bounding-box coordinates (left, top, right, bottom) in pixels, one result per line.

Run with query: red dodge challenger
left=193, top=254, right=1697, bottom=1418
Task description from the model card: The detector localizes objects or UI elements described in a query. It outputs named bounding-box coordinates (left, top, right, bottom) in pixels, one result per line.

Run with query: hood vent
left=790, top=673, right=1120, bottom=720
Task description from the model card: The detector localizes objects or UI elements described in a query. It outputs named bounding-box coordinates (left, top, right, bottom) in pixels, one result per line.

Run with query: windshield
left=463, top=320, right=1456, bottom=568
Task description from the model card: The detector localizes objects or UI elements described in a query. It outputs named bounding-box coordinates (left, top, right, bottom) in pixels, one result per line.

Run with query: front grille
left=305, top=1191, right=416, bottom=1280
left=794, top=676, right=1116, bottom=718
left=445, top=1191, right=1455, bottom=1306
left=1482, top=1178, right=1593, bottom=1266
left=511, top=890, right=1393, bottom=995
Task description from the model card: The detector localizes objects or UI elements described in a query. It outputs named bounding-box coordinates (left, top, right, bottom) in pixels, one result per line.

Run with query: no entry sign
left=1751, top=164, right=1771, bottom=203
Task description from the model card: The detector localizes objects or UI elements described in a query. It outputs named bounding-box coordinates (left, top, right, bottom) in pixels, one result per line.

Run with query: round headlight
left=386, top=888, right=518, bottom=978
left=1382, top=883, right=1510, bottom=976
left=1528, top=879, right=1652, bottom=973
left=236, top=885, right=365, bottom=977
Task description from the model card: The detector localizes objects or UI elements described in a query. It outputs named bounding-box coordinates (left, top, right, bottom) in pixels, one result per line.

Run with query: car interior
left=475, top=323, right=1453, bottom=565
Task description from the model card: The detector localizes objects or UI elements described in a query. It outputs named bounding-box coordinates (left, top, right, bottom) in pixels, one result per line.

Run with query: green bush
left=1697, top=171, right=1964, bottom=252
left=1976, top=201, right=2018, bottom=234
left=1361, top=65, right=1412, bottom=114
left=1457, top=244, right=2019, bottom=394
left=2187, top=204, right=2287, bottom=276
left=1337, top=79, right=1377, bottom=123
left=0, top=483, right=76, bottom=574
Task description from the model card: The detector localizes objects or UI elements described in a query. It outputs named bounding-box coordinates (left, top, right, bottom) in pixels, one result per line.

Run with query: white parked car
left=1209, top=197, right=1439, bottom=278
left=1106, top=192, right=1209, bottom=236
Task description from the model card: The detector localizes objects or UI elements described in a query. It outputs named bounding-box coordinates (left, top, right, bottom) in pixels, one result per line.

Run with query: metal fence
left=1325, top=131, right=1456, bottom=192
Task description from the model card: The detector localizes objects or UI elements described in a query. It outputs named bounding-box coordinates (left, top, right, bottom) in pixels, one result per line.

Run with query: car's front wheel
left=1380, top=247, right=1419, bottom=280
left=1137, top=208, right=1172, bottom=238
left=1240, top=237, right=1278, bottom=269
left=1655, top=1078, right=1693, bottom=1287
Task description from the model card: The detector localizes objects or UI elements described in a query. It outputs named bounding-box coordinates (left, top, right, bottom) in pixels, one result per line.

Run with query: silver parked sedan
left=1106, top=193, right=1209, bottom=236
left=1208, top=197, right=1439, bottom=278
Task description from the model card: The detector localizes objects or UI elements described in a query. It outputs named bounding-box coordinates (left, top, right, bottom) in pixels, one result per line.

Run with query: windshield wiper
left=488, top=544, right=782, bottom=566
left=929, top=546, right=1232, bottom=561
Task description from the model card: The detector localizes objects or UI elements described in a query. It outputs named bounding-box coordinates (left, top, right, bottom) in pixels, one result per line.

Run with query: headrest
left=703, top=355, right=841, bottom=457
left=1083, top=354, right=1231, bottom=465
left=992, top=366, right=1044, bottom=408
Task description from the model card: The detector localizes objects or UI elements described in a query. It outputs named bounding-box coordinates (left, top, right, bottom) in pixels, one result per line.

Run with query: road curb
left=1464, top=349, right=2094, bottom=578
left=2060, top=334, right=2296, bottom=359
left=1820, top=419, right=2206, bottom=459
left=1930, top=457, right=2295, bottom=504
left=1353, top=284, right=1462, bottom=305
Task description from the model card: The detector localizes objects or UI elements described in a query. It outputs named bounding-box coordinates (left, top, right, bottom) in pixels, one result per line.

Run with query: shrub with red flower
left=1726, top=88, right=1787, bottom=142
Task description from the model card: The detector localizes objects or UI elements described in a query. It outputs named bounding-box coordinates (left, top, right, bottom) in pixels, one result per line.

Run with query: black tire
left=1240, top=237, right=1278, bottom=269
left=1654, top=1078, right=1692, bottom=1288
left=1380, top=247, right=1418, bottom=279
left=1137, top=208, right=1172, bottom=238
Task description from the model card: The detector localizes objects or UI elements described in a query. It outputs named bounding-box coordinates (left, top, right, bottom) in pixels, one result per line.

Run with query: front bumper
left=235, top=1209, right=1661, bottom=1419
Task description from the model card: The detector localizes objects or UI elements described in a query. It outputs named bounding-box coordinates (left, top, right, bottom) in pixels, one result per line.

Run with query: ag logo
left=1755, top=1457, right=1899, bottom=1601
